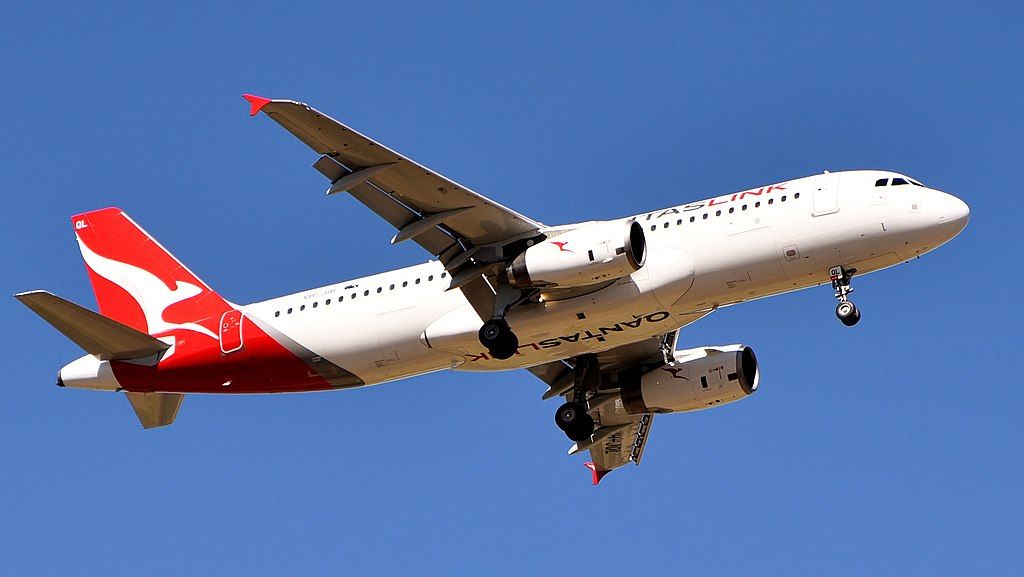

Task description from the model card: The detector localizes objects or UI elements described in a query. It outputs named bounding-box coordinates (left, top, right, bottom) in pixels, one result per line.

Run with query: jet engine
left=506, top=220, right=646, bottom=289
left=619, top=345, right=759, bottom=414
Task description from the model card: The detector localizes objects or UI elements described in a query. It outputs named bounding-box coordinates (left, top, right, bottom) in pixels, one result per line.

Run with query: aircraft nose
left=936, top=191, right=970, bottom=233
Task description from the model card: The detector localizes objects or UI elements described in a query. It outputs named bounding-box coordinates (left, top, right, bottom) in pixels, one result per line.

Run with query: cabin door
left=813, top=172, right=841, bottom=216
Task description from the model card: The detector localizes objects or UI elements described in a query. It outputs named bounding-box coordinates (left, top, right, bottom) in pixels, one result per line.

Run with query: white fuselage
left=241, top=170, right=970, bottom=386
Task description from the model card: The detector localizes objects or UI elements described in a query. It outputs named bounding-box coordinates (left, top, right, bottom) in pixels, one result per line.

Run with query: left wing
left=528, top=309, right=714, bottom=484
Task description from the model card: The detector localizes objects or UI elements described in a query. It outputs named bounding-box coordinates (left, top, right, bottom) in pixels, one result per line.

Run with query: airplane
left=16, top=94, right=970, bottom=484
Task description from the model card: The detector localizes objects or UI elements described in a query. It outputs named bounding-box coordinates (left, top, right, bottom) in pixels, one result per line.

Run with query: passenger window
left=892, top=178, right=909, bottom=186
left=287, top=307, right=293, bottom=314
left=390, top=284, right=395, bottom=290
left=663, top=222, right=669, bottom=228
left=300, top=305, right=305, bottom=311
left=768, top=198, right=774, bottom=205
left=351, top=293, right=356, bottom=299
left=312, top=302, right=318, bottom=308
left=402, top=281, right=408, bottom=287
left=274, top=311, right=280, bottom=317
left=676, top=219, right=682, bottom=225
left=728, top=207, right=734, bottom=214
left=742, top=204, right=747, bottom=210
left=428, top=275, right=434, bottom=281
left=326, top=298, right=331, bottom=305
left=650, top=225, right=656, bottom=231
left=376, top=287, right=382, bottom=293
left=415, top=278, right=421, bottom=284
left=703, top=213, right=708, bottom=220
left=781, top=196, right=787, bottom=202
left=875, top=178, right=888, bottom=187
left=441, top=272, right=447, bottom=279
left=715, top=210, right=721, bottom=216
left=794, top=192, right=800, bottom=199
left=755, top=201, right=761, bottom=207
left=364, top=290, right=369, bottom=296
left=689, top=216, right=695, bottom=222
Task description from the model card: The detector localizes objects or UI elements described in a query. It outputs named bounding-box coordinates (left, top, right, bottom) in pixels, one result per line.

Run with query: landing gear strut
left=830, top=265, right=861, bottom=326
left=553, top=354, right=598, bottom=442
left=479, top=274, right=528, bottom=360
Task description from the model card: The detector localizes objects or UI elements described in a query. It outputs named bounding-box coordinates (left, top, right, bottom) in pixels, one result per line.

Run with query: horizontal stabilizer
left=15, top=290, right=170, bottom=360
left=125, top=392, right=183, bottom=429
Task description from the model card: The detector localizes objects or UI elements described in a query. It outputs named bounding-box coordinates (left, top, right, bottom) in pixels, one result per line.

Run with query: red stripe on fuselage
left=111, top=315, right=336, bottom=394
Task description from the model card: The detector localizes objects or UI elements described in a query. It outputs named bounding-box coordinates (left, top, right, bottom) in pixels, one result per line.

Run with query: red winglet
left=584, top=462, right=610, bottom=486
left=242, top=94, right=272, bottom=116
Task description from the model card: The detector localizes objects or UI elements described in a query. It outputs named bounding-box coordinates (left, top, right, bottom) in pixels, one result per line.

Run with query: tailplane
left=15, top=291, right=169, bottom=361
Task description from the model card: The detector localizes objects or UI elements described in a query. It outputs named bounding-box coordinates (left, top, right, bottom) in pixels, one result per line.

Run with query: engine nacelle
left=506, top=220, right=646, bottom=289
left=620, top=345, right=759, bottom=414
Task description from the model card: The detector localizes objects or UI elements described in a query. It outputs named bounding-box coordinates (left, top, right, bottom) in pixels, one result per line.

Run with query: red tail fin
left=71, top=208, right=230, bottom=340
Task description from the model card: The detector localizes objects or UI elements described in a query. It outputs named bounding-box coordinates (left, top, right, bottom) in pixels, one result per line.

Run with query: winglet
left=243, top=93, right=272, bottom=116
left=584, top=462, right=610, bottom=486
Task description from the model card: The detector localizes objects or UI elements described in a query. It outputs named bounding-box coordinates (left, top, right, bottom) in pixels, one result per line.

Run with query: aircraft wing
left=244, top=95, right=543, bottom=256
left=528, top=309, right=714, bottom=484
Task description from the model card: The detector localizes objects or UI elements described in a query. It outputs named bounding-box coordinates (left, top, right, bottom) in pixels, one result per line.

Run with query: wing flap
left=16, top=291, right=170, bottom=360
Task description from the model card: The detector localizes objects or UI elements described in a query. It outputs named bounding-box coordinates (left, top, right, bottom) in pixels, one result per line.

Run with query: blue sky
left=2, top=1, right=1022, bottom=574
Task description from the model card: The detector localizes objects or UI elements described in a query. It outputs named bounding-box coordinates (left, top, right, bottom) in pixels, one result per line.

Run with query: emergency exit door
left=219, top=310, right=244, bottom=354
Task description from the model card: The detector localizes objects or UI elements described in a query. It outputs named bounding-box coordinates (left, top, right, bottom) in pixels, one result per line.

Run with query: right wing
left=245, top=95, right=543, bottom=257
left=245, top=94, right=548, bottom=320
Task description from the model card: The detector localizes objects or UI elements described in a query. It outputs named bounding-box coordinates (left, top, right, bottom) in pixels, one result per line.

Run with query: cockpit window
left=892, top=178, right=909, bottom=186
left=909, top=179, right=925, bottom=187
left=875, top=178, right=888, bottom=187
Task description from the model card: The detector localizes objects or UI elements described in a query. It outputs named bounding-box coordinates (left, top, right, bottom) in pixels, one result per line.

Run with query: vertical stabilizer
left=71, top=208, right=231, bottom=339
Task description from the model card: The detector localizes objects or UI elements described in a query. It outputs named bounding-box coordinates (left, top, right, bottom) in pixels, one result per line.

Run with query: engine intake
left=620, top=345, right=759, bottom=414
left=507, top=220, right=646, bottom=289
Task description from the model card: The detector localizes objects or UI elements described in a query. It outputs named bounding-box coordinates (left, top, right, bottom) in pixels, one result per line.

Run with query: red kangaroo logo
left=662, top=367, right=688, bottom=380
left=552, top=241, right=573, bottom=253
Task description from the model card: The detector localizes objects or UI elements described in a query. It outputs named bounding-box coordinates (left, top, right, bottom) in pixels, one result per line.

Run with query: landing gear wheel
left=479, top=318, right=519, bottom=360
left=555, top=402, right=595, bottom=442
left=829, top=265, right=861, bottom=327
left=836, top=301, right=861, bottom=326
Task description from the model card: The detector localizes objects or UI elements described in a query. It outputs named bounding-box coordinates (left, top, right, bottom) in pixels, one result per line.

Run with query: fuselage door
left=219, top=310, right=244, bottom=354
left=812, top=172, right=841, bottom=216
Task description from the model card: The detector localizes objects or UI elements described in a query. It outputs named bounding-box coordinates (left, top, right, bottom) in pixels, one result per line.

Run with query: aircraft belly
left=426, top=277, right=676, bottom=371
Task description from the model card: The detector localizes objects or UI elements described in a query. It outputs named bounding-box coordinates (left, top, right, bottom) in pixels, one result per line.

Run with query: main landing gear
left=830, top=265, right=861, bottom=327
left=478, top=278, right=528, bottom=360
left=553, top=354, right=599, bottom=442
left=555, top=401, right=595, bottom=443
left=478, top=318, right=518, bottom=360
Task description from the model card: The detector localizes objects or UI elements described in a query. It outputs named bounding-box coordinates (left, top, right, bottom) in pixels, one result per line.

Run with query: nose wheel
left=830, top=265, right=861, bottom=326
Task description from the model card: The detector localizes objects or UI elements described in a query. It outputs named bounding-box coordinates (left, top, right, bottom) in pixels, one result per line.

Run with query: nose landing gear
left=830, top=265, right=861, bottom=326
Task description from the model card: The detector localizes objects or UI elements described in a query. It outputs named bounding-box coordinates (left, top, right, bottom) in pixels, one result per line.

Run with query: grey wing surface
left=528, top=308, right=714, bottom=484
left=247, top=95, right=546, bottom=318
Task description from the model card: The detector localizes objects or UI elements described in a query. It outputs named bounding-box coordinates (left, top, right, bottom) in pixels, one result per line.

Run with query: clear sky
left=2, top=1, right=1022, bottom=574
